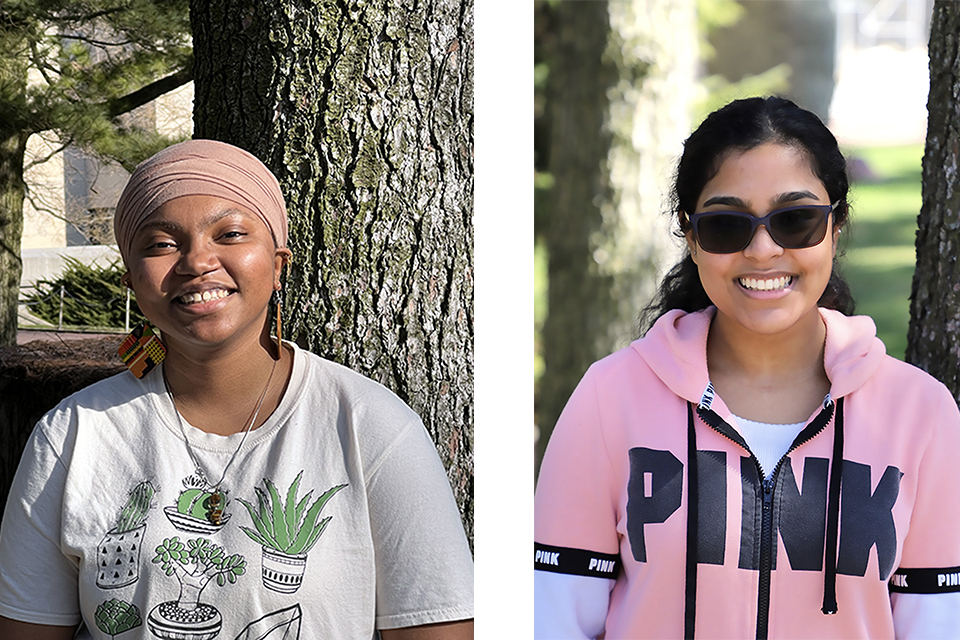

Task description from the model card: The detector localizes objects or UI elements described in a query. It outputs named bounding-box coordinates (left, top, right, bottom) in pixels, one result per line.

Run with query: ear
left=831, top=224, right=841, bottom=258
left=121, top=271, right=132, bottom=288
left=274, top=247, right=292, bottom=285
left=684, top=231, right=699, bottom=265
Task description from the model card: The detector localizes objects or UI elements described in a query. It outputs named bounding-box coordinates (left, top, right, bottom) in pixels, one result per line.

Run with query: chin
left=737, top=305, right=819, bottom=336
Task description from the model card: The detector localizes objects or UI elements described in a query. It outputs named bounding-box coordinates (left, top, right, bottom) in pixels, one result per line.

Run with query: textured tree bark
left=191, top=0, right=473, bottom=546
left=905, top=0, right=960, bottom=398
left=0, top=128, right=27, bottom=346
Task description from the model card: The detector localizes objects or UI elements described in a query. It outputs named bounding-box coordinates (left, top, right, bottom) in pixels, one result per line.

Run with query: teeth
left=179, top=289, right=229, bottom=304
left=739, top=276, right=792, bottom=291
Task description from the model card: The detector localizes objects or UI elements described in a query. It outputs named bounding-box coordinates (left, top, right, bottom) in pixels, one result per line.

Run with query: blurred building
left=830, top=0, right=932, bottom=145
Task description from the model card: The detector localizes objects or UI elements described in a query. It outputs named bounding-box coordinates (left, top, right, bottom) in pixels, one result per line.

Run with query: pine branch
left=107, top=60, right=193, bottom=117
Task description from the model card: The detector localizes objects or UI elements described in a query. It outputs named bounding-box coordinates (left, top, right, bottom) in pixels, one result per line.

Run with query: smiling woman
left=534, top=97, right=960, bottom=639
left=0, top=140, right=474, bottom=639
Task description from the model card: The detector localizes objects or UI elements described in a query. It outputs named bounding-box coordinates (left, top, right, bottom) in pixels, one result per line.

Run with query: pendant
left=203, top=490, right=225, bottom=525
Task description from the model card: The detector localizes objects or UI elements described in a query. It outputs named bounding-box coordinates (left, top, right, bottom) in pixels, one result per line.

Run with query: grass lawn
left=842, top=143, right=924, bottom=360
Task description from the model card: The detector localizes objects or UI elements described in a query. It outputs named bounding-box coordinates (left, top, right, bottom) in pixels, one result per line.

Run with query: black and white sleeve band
left=534, top=542, right=621, bottom=579
left=889, top=567, right=960, bottom=594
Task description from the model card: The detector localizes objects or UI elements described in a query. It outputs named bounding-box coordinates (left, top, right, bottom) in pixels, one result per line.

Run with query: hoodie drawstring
left=822, top=397, right=845, bottom=614
left=685, top=397, right=844, bottom=636
left=685, top=402, right=698, bottom=639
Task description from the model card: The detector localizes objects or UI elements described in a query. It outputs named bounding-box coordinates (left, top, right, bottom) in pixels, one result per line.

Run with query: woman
left=0, top=140, right=473, bottom=639
left=534, top=97, right=960, bottom=639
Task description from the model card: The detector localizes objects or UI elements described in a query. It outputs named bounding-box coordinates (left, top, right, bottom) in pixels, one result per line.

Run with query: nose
left=175, top=239, right=220, bottom=276
left=742, top=224, right=783, bottom=260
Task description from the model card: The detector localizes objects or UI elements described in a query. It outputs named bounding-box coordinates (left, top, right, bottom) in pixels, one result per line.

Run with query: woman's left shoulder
left=877, top=353, right=952, bottom=387
left=869, top=353, right=959, bottom=412
left=293, top=345, right=420, bottom=419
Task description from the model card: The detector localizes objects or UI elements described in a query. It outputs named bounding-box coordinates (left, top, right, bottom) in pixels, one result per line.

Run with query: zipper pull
left=762, top=478, right=774, bottom=509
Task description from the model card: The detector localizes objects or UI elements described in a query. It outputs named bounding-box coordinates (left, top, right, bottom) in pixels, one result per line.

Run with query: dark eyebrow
left=700, top=191, right=822, bottom=210
left=772, top=191, right=821, bottom=207
left=701, top=195, right=749, bottom=209
left=135, top=207, right=252, bottom=236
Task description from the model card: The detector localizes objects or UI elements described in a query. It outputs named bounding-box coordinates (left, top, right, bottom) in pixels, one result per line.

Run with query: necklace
left=164, top=356, right=279, bottom=524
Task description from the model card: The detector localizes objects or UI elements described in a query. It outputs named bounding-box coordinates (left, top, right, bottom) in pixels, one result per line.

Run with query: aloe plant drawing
left=238, top=472, right=346, bottom=593
left=98, top=481, right=155, bottom=589
left=148, top=537, right=245, bottom=639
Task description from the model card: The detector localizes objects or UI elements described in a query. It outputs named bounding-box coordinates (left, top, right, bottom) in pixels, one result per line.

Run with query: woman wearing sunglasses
left=534, top=97, right=960, bottom=639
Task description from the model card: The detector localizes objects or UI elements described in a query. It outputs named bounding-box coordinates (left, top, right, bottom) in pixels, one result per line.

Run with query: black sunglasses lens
left=769, top=208, right=827, bottom=248
left=696, top=214, right=752, bottom=253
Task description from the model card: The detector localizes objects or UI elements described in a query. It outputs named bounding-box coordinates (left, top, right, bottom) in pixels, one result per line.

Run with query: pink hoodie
left=535, top=308, right=960, bottom=639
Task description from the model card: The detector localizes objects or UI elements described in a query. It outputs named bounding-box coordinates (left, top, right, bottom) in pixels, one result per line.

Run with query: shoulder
left=293, top=346, right=417, bottom=418
left=873, top=354, right=958, bottom=406
left=35, top=369, right=152, bottom=439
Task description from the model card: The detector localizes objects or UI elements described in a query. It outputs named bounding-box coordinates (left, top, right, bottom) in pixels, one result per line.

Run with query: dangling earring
left=272, top=288, right=282, bottom=357
left=118, top=323, right=166, bottom=378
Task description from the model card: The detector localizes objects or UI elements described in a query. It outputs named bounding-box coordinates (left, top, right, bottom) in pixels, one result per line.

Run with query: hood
left=633, top=306, right=886, bottom=405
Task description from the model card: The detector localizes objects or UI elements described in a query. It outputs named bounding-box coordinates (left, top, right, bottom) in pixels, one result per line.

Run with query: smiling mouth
left=176, top=289, right=232, bottom=305
left=738, top=276, right=793, bottom=291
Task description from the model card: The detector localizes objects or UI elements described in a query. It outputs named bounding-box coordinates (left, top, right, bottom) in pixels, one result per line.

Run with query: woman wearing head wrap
left=0, top=140, right=474, bottom=640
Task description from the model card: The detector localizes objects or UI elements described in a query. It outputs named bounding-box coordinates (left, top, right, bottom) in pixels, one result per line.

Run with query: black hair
left=639, top=96, right=855, bottom=333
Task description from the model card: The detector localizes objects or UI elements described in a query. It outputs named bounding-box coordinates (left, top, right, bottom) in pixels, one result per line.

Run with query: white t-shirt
left=732, top=415, right=807, bottom=480
left=0, top=342, right=473, bottom=639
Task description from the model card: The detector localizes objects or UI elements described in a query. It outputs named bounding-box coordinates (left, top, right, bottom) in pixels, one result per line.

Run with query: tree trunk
left=535, top=1, right=616, bottom=479
left=191, top=0, right=473, bottom=547
left=534, top=0, right=696, bottom=477
left=906, top=0, right=960, bottom=397
left=0, top=128, right=28, bottom=347
left=175, top=570, right=207, bottom=610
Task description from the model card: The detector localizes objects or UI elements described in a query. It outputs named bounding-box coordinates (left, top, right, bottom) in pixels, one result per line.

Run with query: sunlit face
left=124, top=195, right=289, bottom=355
left=686, top=143, right=839, bottom=338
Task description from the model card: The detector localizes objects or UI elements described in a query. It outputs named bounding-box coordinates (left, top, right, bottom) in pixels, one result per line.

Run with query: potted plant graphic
left=237, top=472, right=346, bottom=594
left=98, top=481, right=155, bottom=589
left=95, top=599, right=142, bottom=638
left=147, top=536, right=245, bottom=640
left=164, top=474, right=231, bottom=534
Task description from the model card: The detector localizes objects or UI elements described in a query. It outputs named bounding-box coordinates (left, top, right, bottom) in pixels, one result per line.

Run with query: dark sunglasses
left=688, top=201, right=839, bottom=254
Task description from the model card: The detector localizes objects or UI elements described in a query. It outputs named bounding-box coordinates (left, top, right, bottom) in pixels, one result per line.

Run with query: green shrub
left=24, top=257, right=146, bottom=329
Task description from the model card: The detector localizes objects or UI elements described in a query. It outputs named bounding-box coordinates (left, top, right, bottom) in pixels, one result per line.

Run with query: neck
left=708, top=308, right=827, bottom=382
left=162, top=327, right=289, bottom=435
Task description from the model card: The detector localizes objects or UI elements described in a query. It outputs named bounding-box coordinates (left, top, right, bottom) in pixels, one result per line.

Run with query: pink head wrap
left=113, top=139, right=288, bottom=262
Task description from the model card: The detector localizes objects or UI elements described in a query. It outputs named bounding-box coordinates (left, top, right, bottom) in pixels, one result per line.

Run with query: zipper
left=756, top=477, right=775, bottom=640
left=694, top=398, right=836, bottom=640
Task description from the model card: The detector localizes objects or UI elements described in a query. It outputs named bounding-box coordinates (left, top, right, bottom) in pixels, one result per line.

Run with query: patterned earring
left=118, top=323, right=166, bottom=378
